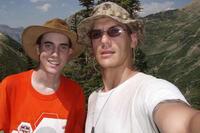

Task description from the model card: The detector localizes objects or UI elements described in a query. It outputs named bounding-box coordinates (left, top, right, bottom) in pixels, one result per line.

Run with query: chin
left=45, top=68, right=61, bottom=75
left=99, top=63, right=115, bottom=69
left=98, top=60, right=114, bottom=67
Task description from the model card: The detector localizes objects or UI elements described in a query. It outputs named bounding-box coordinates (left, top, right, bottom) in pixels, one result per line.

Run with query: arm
left=189, top=111, right=200, bottom=133
left=154, top=101, right=200, bottom=133
left=0, top=78, right=10, bottom=131
left=74, top=90, right=86, bottom=133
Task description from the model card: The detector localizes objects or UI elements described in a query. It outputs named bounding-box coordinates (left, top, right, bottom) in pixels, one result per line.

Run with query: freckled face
left=38, top=32, right=73, bottom=75
left=91, top=18, right=137, bottom=69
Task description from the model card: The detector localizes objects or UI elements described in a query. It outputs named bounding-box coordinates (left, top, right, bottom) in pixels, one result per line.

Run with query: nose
left=100, top=33, right=111, bottom=49
left=51, top=47, right=59, bottom=57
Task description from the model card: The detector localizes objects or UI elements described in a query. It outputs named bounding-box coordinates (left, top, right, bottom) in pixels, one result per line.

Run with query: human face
left=91, top=17, right=137, bottom=69
left=37, top=32, right=73, bottom=75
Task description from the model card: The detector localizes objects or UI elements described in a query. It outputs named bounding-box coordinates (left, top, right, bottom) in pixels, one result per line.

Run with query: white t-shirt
left=85, top=72, right=188, bottom=133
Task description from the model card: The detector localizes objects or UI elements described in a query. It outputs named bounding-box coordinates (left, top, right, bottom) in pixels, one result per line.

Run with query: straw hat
left=22, top=18, right=84, bottom=61
left=77, top=2, right=144, bottom=46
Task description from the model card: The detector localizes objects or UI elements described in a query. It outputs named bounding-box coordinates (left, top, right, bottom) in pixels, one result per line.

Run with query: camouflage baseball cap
left=77, top=1, right=144, bottom=46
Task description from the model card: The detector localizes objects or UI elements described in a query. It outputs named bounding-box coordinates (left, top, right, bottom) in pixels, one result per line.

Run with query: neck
left=101, top=66, right=137, bottom=92
left=31, top=69, right=61, bottom=95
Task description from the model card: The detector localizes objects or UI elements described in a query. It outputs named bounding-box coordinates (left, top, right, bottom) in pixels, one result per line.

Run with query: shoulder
left=88, top=91, right=98, bottom=101
left=135, top=72, right=175, bottom=87
left=1, top=70, right=32, bottom=86
left=140, top=72, right=187, bottom=101
left=87, top=91, right=98, bottom=109
left=136, top=73, right=188, bottom=115
left=137, top=72, right=182, bottom=95
left=61, top=75, right=82, bottom=88
left=0, top=70, right=32, bottom=96
left=133, top=72, right=183, bottom=99
left=60, top=75, right=84, bottom=94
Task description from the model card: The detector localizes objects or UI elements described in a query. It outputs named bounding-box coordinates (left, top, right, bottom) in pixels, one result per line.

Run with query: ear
left=91, top=45, right=95, bottom=57
left=36, top=45, right=40, bottom=55
left=130, top=32, right=138, bottom=49
left=68, top=48, right=73, bottom=58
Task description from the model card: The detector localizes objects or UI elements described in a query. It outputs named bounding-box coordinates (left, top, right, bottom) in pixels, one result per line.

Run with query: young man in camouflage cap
left=78, top=2, right=200, bottom=133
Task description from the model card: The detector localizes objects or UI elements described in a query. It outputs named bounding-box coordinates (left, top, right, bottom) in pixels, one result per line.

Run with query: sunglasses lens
left=89, top=26, right=124, bottom=40
left=107, top=27, right=122, bottom=37
left=90, top=30, right=102, bottom=39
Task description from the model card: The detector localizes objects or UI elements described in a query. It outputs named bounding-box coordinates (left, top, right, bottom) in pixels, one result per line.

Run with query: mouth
left=100, top=50, right=115, bottom=57
left=48, top=60, right=60, bottom=66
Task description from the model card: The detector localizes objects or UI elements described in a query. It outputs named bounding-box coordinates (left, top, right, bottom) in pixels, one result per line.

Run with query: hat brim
left=22, top=25, right=84, bottom=61
left=78, top=15, right=142, bottom=46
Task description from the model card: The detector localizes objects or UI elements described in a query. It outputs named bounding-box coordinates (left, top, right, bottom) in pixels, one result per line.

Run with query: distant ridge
left=0, top=32, right=28, bottom=80
left=0, top=24, right=23, bottom=43
left=182, top=0, right=200, bottom=14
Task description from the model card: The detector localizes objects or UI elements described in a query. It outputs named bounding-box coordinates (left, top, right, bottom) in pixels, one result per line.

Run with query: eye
left=89, top=29, right=102, bottom=39
left=43, top=43, right=53, bottom=50
left=60, top=44, right=70, bottom=51
left=108, top=26, right=123, bottom=37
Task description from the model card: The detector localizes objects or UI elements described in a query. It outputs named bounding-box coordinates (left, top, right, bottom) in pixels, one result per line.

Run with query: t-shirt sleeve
left=144, top=79, right=188, bottom=122
left=85, top=91, right=98, bottom=133
left=73, top=89, right=86, bottom=133
left=0, top=77, right=10, bottom=130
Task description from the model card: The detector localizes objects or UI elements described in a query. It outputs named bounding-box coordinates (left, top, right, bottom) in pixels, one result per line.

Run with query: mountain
left=64, top=0, right=200, bottom=108
left=0, top=24, right=23, bottom=43
left=0, top=32, right=28, bottom=81
left=0, top=0, right=199, bottom=109
left=141, top=0, right=200, bottom=109
left=183, top=0, right=200, bottom=15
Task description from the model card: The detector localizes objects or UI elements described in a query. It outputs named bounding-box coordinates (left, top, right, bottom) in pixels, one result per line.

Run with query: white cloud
left=9, top=1, right=15, bottom=4
left=1, top=5, right=7, bottom=9
left=30, top=0, right=42, bottom=3
left=30, top=0, right=55, bottom=3
left=0, top=9, right=7, bottom=15
left=36, top=3, right=51, bottom=12
left=0, top=5, right=7, bottom=15
left=61, top=3, right=66, bottom=7
left=139, top=1, right=175, bottom=17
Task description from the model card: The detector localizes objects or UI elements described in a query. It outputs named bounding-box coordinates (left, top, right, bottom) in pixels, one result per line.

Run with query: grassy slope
left=0, top=1, right=199, bottom=109
left=0, top=33, right=28, bottom=81
left=141, top=2, right=200, bottom=108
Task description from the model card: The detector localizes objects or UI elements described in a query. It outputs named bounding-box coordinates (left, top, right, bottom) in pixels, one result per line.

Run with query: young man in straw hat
left=78, top=2, right=200, bottom=133
left=0, top=18, right=85, bottom=133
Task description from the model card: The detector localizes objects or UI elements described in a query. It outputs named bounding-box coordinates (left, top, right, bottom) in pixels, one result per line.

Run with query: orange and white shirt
left=0, top=70, right=86, bottom=133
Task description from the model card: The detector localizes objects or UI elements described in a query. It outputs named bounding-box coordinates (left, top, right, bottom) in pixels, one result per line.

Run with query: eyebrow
left=43, top=41, right=69, bottom=46
left=92, top=24, right=126, bottom=31
left=43, top=41, right=53, bottom=44
left=60, top=43, right=70, bottom=46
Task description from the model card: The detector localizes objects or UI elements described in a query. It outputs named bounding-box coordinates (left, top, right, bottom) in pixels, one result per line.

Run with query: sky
left=0, top=0, right=192, bottom=28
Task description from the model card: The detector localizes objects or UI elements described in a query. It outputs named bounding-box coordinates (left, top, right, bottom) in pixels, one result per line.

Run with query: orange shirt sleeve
left=0, top=77, right=10, bottom=130
left=74, top=89, right=86, bottom=133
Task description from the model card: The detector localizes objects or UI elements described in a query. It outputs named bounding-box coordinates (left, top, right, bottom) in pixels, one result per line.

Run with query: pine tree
left=79, top=0, right=94, bottom=10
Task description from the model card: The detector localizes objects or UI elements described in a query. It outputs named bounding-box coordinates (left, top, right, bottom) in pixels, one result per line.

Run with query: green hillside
left=141, top=0, right=200, bottom=109
left=0, top=0, right=199, bottom=109
left=0, top=33, right=28, bottom=81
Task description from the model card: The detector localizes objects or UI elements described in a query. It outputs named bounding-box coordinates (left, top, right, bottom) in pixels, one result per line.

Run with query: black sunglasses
left=88, top=25, right=127, bottom=40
